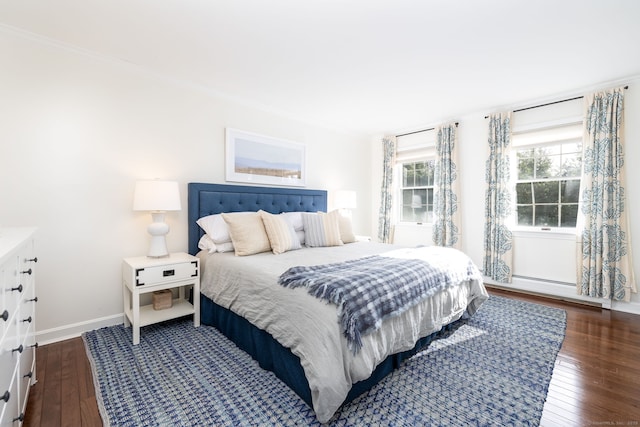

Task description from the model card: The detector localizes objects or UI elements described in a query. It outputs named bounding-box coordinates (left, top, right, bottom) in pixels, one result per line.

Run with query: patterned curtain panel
left=378, top=136, right=396, bottom=243
left=483, top=112, right=514, bottom=283
left=432, top=123, right=461, bottom=249
left=577, top=87, right=636, bottom=302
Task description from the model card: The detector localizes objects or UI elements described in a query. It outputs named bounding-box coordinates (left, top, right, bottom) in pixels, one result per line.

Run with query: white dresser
left=0, top=228, right=38, bottom=426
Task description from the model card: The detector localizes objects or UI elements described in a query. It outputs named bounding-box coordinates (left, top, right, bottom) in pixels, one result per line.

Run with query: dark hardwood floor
left=23, top=288, right=640, bottom=426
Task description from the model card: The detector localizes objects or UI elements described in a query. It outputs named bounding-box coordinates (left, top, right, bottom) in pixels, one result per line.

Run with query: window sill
left=512, top=227, right=577, bottom=240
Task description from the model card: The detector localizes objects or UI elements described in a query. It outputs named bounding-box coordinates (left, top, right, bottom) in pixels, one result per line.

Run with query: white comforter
left=198, top=243, right=488, bottom=423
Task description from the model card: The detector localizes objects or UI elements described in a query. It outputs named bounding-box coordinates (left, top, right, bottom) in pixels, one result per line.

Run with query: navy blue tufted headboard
left=188, top=183, right=327, bottom=255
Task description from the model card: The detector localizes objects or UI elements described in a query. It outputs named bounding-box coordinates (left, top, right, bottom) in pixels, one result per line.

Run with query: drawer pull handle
left=11, top=284, right=23, bottom=293
left=1, top=391, right=9, bottom=402
left=21, top=268, right=32, bottom=275
left=13, top=413, right=24, bottom=422
left=28, top=296, right=39, bottom=303
left=163, top=269, right=175, bottom=277
left=1, top=310, right=8, bottom=321
left=23, top=316, right=32, bottom=323
left=191, top=260, right=198, bottom=277
left=27, top=257, right=38, bottom=263
left=24, top=371, right=33, bottom=378
left=12, top=345, right=24, bottom=354
left=31, top=342, right=39, bottom=349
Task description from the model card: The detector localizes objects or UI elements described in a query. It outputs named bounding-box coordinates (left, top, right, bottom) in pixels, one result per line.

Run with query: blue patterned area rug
left=83, top=295, right=566, bottom=426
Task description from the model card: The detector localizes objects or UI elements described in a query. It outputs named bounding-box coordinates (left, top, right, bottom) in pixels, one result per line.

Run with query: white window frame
left=397, top=159, right=436, bottom=224
left=513, top=138, right=582, bottom=231
left=394, top=130, right=437, bottom=225
left=511, top=97, right=583, bottom=234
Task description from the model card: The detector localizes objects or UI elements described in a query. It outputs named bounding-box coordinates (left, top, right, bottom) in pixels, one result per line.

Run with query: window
left=400, top=160, right=434, bottom=223
left=515, top=142, right=581, bottom=227
left=395, top=129, right=436, bottom=224
left=511, top=98, right=583, bottom=229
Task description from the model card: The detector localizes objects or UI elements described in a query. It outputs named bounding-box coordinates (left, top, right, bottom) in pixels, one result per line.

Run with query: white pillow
left=196, top=214, right=231, bottom=244
left=198, top=234, right=216, bottom=253
left=281, top=212, right=304, bottom=231
left=222, top=212, right=272, bottom=256
left=302, top=212, right=343, bottom=247
left=282, top=212, right=305, bottom=244
left=259, top=211, right=302, bottom=254
left=215, top=241, right=235, bottom=253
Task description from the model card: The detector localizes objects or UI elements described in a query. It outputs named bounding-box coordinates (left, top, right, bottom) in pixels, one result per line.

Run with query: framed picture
left=225, top=128, right=306, bottom=187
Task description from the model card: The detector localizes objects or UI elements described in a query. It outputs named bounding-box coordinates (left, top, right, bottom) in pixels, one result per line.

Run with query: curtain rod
left=513, top=95, right=583, bottom=113
left=484, top=85, right=629, bottom=118
left=396, top=122, right=459, bottom=138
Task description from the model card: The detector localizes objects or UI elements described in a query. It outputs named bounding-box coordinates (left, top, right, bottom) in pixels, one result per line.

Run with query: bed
left=188, top=182, right=488, bottom=423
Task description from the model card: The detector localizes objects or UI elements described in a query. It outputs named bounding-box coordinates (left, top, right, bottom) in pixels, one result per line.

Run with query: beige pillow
left=221, top=212, right=271, bottom=256
left=259, top=211, right=302, bottom=254
left=330, top=209, right=356, bottom=244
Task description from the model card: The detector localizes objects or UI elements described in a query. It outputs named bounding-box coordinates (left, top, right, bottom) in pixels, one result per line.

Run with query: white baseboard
left=36, top=313, right=125, bottom=346
left=485, top=276, right=640, bottom=316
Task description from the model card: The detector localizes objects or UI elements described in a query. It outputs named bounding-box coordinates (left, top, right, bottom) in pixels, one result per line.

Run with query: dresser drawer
left=134, top=261, right=198, bottom=287
left=18, top=296, right=36, bottom=340
left=0, top=371, right=18, bottom=427
left=1, top=259, right=20, bottom=327
left=18, top=344, right=35, bottom=415
left=0, top=338, right=18, bottom=419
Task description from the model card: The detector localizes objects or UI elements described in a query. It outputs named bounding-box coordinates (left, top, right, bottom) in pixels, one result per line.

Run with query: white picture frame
left=225, top=128, right=306, bottom=187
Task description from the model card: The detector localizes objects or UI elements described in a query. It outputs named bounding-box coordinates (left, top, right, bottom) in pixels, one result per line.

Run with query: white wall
left=3, top=28, right=638, bottom=344
left=375, top=78, right=640, bottom=314
left=0, top=30, right=372, bottom=343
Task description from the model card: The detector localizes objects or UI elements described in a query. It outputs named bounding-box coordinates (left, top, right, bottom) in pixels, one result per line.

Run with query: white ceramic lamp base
left=147, top=211, right=170, bottom=258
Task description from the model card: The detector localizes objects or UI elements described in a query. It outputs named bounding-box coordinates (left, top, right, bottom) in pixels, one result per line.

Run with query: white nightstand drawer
left=134, top=261, right=197, bottom=287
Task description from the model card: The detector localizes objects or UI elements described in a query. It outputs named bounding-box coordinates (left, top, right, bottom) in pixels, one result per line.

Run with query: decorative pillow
left=196, top=214, right=232, bottom=244
left=222, top=212, right=272, bottom=256
left=281, top=212, right=304, bottom=231
left=198, top=234, right=217, bottom=253
left=215, top=241, right=235, bottom=253
left=302, top=212, right=343, bottom=247
left=331, top=209, right=356, bottom=244
left=259, top=211, right=302, bottom=254
left=282, top=212, right=305, bottom=244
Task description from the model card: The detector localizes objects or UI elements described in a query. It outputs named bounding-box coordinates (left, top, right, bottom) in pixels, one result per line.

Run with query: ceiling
left=2, top=0, right=640, bottom=136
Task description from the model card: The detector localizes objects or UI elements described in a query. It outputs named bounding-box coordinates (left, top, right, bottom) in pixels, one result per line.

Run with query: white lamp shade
left=133, top=180, right=181, bottom=212
left=334, top=190, right=357, bottom=210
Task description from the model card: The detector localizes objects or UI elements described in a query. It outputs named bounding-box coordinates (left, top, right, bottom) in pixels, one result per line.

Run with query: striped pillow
left=302, top=212, right=343, bottom=247
left=259, top=211, right=302, bottom=254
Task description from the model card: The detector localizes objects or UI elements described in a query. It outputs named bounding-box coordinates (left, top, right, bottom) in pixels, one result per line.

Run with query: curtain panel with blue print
left=378, top=136, right=396, bottom=243
left=432, top=123, right=461, bottom=249
left=483, top=112, right=514, bottom=283
left=577, top=87, right=636, bottom=302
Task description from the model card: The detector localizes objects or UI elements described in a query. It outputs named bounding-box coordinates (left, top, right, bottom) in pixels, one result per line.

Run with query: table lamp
left=334, top=190, right=357, bottom=211
left=133, top=180, right=181, bottom=257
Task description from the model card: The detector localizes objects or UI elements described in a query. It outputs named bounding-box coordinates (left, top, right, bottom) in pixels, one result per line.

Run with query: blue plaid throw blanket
left=278, top=247, right=482, bottom=353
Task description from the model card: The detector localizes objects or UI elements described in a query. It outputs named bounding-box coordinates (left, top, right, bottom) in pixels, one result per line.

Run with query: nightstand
left=122, top=252, right=200, bottom=345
